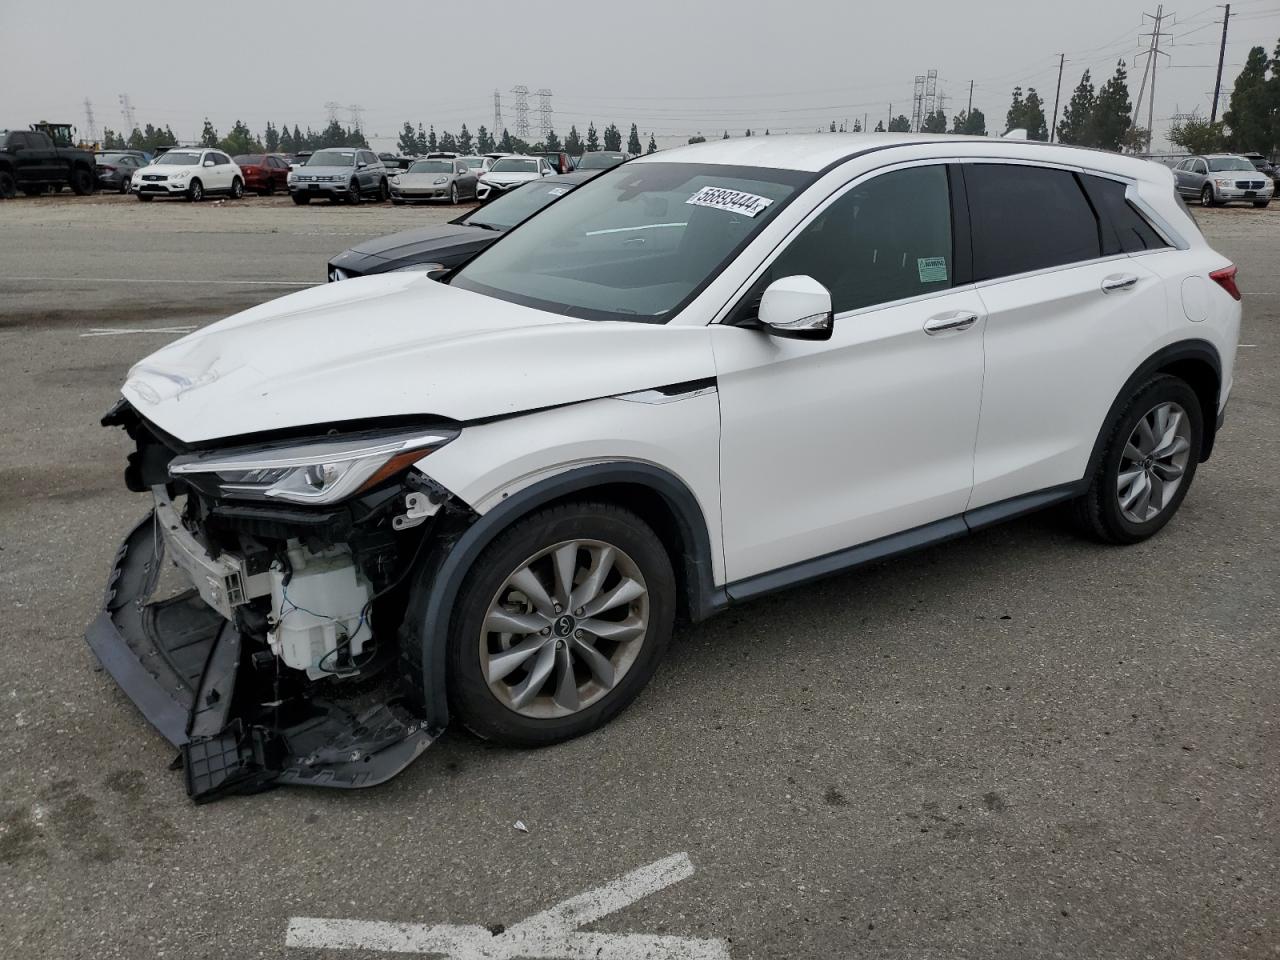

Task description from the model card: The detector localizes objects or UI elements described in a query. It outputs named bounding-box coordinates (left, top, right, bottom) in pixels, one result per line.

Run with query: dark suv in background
left=0, top=129, right=97, bottom=198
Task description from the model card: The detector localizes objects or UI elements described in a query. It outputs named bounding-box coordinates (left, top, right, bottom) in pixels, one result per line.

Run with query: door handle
left=1101, top=273, right=1139, bottom=293
left=923, top=311, right=979, bottom=335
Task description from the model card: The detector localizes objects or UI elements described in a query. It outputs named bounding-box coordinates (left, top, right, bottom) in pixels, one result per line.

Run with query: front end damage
left=87, top=402, right=467, bottom=802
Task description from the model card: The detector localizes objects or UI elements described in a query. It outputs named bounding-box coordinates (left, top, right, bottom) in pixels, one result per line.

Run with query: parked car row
left=1172, top=153, right=1274, bottom=208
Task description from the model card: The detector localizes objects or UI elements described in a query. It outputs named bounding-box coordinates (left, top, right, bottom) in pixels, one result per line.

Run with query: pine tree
left=440, top=131, right=458, bottom=153
left=476, top=125, right=493, bottom=154
left=603, top=123, right=622, bottom=150
left=1057, top=70, right=1096, bottom=145
left=1006, top=87, right=1025, bottom=135
left=458, top=124, right=473, bottom=155
left=874, top=120, right=885, bottom=132
left=722, top=130, right=730, bottom=139
left=426, top=125, right=438, bottom=152
left=627, top=123, right=642, bottom=155
left=279, top=124, right=295, bottom=153
left=585, top=122, right=599, bottom=152
left=922, top=109, right=948, bottom=133
left=887, top=115, right=911, bottom=132
left=263, top=122, right=279, bottom=152
left=1089, top=60, right=1133, bottom=151
left=199, top=118, right=219, bottom=147
left=564, top=125, right=582, bottom=155
left=647, top=133, right=657, bottom=154
left=499, top=128, right=513, bottom=152
left=963, top=108, right=987, bottom=136
left=398, top=122, right=418, bottom=155
left=1223, top=45, right=1272, bottom=153
left=744, top=129, right=753, bottom=137
left=416, top=124, right=427, bottom=154
left=544, top=127, right=561, bottom=151
left=1023, top=88, right=1049, bottom=141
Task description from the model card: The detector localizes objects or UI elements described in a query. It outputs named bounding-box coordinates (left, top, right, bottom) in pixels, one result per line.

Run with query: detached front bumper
left=86, top=510, right=438, bottom=802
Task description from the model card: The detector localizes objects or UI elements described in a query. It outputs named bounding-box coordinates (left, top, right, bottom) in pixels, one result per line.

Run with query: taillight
left=1209, top=265, right=1241, bottom=301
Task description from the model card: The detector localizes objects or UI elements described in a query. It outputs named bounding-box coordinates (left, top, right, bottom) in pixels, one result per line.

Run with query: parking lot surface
left=1, top=195, right=1277, bottom=960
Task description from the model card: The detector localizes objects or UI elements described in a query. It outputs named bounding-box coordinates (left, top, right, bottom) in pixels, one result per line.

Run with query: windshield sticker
left=685, top=186, right=774, bottom=218
left=917, top=257, right=948, bottom=283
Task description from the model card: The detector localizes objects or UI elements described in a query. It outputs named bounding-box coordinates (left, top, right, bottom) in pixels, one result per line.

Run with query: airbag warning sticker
left=686, top=186, right=774, bottom=217
left=917, top=257, right=948, bottom=283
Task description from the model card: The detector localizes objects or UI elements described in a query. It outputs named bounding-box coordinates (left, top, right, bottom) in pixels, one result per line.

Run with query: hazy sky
left=2, top=0, right=1277, bottom=151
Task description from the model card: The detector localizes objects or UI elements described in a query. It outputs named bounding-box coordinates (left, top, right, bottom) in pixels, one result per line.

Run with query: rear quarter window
left=965, top=164, right=1101, bottom=281
left=1079, top=175, right=1169, bottom=254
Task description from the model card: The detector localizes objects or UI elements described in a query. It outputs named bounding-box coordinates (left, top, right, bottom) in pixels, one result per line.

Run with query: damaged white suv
left=91, top=134, right=1241, bottom=800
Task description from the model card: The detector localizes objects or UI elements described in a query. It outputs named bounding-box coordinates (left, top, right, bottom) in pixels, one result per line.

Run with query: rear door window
left=1079, top=175, right=1168, bottom=254
left=766, top=164, right=955, bottom=313
left=965, top=163, right=1101, bottom=281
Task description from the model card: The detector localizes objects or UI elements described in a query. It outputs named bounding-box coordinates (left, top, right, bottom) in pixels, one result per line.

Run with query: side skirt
left=723, top=482, right=1085, bottom=604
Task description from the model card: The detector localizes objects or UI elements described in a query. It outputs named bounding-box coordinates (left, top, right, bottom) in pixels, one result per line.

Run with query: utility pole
left=1147, top=5, right=1165, bottom=152
left=1049, top=54, right=1065, bottom=142
left=1210, top=4, right=1230, bottom=124
left=967, top=79, right=974, bottom=116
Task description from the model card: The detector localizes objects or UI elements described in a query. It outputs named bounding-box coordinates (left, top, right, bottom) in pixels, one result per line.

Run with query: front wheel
left=347, top=180, right=361, bottom=204
left=292, top=193, right=310, bottom=205
left=70, top=167, right=95, bottom=195
left=136, top=192, right=153, bottom=202
left=1253, top=200, right=1270, bottom=209
left=119, top=177, right=131, bottom=194
left=0, top=170, right=16, bottom=199
left=447, top=502, right=676, bottom=747
left=1200, top=184, right=1216, bottom=207
left=377, top=178, right=389, bottom=202
left=187, top=179, right=204, bottom=202
left=229, top=177, right=243, bottom=199
left=1071, top=374, right=1203, bottom=544
left=449, top=182, right=459, bottom=205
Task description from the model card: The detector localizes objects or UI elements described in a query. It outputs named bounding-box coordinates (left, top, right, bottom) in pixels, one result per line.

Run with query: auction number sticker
left=686, top=185, right=774, bottom=217
left=917, top=257, right=948, bottom=283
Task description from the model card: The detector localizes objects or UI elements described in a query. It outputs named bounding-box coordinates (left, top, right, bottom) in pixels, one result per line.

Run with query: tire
left=119, top=177, right=130, bottom=194
left=392, top=199, right=404, bottom=205
left=187, top=179, right=204, bottom=202
left=377, top=178, right=389, bottom=202
left=229, top=177, right=243, bottom=199
left=292, top=193, right=310, bottom=205
left=70, top=166, right=95, bottom=196
left=347, top=180, right=361, bottom=204
left=1253, top=200, right=1270, bottom=209
left=137, top=193, right=153, bottom=202
left=1200, top=184, right=1216, bottom=207
left=1071, top=374, right=1203, bottom=545
left=262, top=181, right=275, bottom=196
left=0, top=169, right=16, bottom=199
left=449, top=182, right=459, bottom=205
left=447, top=502, right=676, bottom=747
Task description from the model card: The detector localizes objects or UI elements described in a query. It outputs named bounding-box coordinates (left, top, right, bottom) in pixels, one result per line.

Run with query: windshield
left=452, top=161, right=807, bottom=323
left=460, top=157, right=485, bottom=169
left=578, top=153, right=625, bottom=169
left=307, top=149, right=355, bottom=166
left=157, top=152, right=202, bottom=165
left=1207, top=157, right=1254, bottom=172
left=234, top=154, right=265, bottom=165
left=464, top=180, right=576, bottom=231
left=491, top=158, right=539, bottom=173
left=408, top=160, right=453, bottom=174
left=97, top=152, right=134, bottom=163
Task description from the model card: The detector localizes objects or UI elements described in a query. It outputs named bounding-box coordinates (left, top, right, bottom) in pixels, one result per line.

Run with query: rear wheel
left=229, top=177, right=244, bottom=199
left=291, top=193, right=310, bottom=205
left=1071, top=374, right=1203, bottom=544
left=448, top=502, right=675, bottom=747
left=1200, top=184, right=1216, bottom=207
left=70, top=166, right=95, bottom=195
left=187, top=179, right=204, bottom=202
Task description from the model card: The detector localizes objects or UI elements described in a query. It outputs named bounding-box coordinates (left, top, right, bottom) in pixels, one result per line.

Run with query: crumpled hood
left=121, top=273, right=714, bottom=444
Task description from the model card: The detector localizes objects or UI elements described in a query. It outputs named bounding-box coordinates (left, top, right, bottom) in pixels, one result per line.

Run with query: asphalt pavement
left=1, top=192, right=1277, bottom=960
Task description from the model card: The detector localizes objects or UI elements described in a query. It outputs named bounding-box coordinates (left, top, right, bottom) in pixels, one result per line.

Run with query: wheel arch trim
left=405, top=461, right=725, bottom=730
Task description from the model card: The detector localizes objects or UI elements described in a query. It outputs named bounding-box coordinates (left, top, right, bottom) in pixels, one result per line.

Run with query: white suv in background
left=92, top=134, right=1240, bottom=800
left=133, top=148, right=244, bottom=202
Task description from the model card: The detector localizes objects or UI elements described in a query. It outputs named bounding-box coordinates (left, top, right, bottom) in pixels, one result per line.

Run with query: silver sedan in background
left=389, top=157, right=478, bottom=204
left=1174, top=154, right=1274, bottom=208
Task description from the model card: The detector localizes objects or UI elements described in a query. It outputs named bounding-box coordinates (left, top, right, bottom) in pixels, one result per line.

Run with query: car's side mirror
left=757, top=275, right=834, bottom=341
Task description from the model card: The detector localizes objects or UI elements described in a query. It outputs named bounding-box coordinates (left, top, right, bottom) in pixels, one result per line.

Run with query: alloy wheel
left=1116, top=401, right=1192, bottom=523
left=1200, top=185, right=1214, bottom=207
left=479, top=539, right=650, bottom=719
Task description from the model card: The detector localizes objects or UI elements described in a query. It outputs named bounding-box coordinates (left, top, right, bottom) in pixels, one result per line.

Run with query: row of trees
left=1169, top=38, right=1280, bottom=156
left=1055, top=61, right=1141, bottom=151
left=396, top=120, right=657, bottom=157
left=101, top=118, right=370, bottom=155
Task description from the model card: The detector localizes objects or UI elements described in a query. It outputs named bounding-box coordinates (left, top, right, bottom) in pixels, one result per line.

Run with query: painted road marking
left=80, top=325, right=199, bottom=338
left=6, top=276, right=315, bottom=286
left=285, top=852, right=729, bottom=959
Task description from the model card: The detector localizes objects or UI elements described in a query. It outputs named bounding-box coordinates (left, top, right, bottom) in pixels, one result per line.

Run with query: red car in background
left=232, top=153, right=291, bottom=195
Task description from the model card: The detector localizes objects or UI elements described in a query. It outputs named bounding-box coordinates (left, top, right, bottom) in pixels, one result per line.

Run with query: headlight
left=1214, top=178, right=1231, bottom=187
left=168, top=430, right=458, bottom=505
left=433, top=177, right=449, bottom=185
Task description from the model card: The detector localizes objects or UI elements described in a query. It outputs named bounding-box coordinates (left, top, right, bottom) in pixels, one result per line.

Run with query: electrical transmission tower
left=348, top=104, right=364, bottom=132
left=924, top=70, right=938, bottom=121
left=511, top=85, right=530, bottom=139
left=1133, top=4, right=1172, bottom=152
left=324, top=101, right=342, bottom=124
left=536, top=88, right=553, bottom=139
left=493, top=89, right=503, bottom=134
left=83, top=98, right=98, bottom=144
left=117, top=94, right=137, bottom=134
left=911, top=76, right=925, bottom=131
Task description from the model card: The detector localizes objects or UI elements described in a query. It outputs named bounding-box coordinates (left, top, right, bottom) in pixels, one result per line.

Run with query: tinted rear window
left=965, top=164, right=1100, bottom=281
left=1079, top=175, right=1168, bottom=254
left=234, top=154, right=265, bottom=164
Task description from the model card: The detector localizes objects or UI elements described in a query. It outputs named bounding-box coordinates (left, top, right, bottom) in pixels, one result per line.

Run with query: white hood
left=122, top=273, right=715, bottom=444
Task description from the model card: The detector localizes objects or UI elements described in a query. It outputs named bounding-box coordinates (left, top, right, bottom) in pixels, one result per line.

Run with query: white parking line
left=80, top=325, right=198, bottom=338
left=5, top=276, right=315, bottom=287
left=285, top=852, right=729, bottom=959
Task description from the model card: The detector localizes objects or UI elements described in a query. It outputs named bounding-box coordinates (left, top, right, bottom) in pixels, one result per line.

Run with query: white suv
left=132, top=148, right=244, bottom=202
left=91, top=134, right=1240, bottom=800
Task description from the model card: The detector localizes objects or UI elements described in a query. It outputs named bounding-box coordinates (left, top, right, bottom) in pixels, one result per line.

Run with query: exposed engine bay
left=88, top=400, right=466, bottom=802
